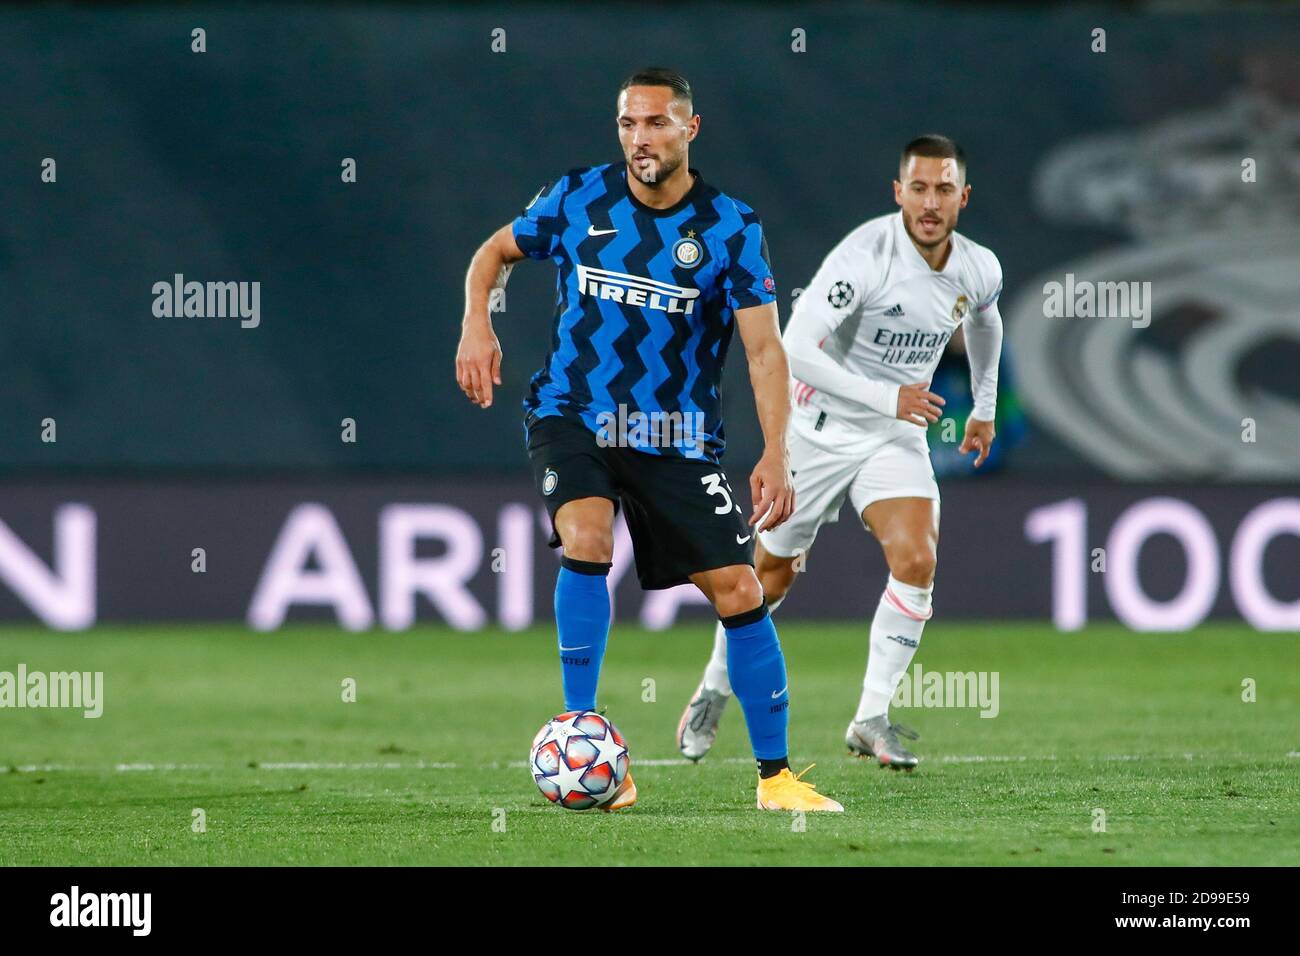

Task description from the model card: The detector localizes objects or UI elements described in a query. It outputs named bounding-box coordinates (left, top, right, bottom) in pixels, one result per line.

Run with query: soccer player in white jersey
left=677, top=135, right=1004, bottom=770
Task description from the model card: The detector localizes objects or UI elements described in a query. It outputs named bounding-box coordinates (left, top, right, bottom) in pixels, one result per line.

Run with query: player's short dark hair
left=619, top=67, right=693, bottom=110
left=900, top=134, right=966, bottom=180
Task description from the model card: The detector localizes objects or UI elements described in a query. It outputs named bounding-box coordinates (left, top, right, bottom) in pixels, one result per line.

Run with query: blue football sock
left=554, top=557, right=612, bottom=712
left=723, top=603, right=789, bottom=761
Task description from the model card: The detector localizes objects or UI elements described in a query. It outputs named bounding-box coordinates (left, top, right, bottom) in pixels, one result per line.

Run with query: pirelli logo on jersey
left=576, top=265, right=700, bottom=315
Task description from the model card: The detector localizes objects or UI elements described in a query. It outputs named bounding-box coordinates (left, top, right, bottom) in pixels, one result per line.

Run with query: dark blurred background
left=5, top=1, right=1297, bottom=479
left=2, top=2, right=1298, bottom=629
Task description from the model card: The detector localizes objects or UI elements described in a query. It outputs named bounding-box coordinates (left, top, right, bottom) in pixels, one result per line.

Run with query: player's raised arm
left=958, top=258, right=1004, bottom=466
left=784, top=302, right=944, bottom=428
left=456, top=223, right=525, bottom=408
left=782, top=234, right=941, bottom=427
left=735, top=301, right=795, bottom=532
left=458, top=175, right=570, bottom=408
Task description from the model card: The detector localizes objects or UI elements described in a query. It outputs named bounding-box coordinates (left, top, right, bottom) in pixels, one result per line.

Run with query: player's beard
left=628, top=148, right=683, bottom=186
left=902, top=208, right=955, bottom=249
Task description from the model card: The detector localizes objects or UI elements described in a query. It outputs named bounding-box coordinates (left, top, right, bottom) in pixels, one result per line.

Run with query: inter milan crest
left=542, top=468, right=559, bottom=496
left=672, top=235, right=703, bottom=268
left=827, top=280, right=854, bottom=308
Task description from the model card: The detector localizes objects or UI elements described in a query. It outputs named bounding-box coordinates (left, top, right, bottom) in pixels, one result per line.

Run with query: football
left=528, top=711, right=630, bottom=810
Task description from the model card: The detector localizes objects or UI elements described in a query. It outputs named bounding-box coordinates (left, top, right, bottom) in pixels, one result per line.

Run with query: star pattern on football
left=528, top=711, right=630, bottom=811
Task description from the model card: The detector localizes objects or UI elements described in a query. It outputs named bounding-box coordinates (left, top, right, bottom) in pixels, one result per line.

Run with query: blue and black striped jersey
left=513, top=162, right=776, bottom=463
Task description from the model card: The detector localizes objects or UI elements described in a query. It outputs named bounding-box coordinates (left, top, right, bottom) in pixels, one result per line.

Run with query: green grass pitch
left=0, top=622, right=1295, bottom=866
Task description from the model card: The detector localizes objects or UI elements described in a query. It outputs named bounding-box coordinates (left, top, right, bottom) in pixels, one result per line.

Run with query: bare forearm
left=457, top=225, right=522, bottom=409
left=464, top=225, right=524, bottom=329
left=741, top=326, right=796, bottom=533
left=748, top=336, right=792, bottom=456
left=463, top=245, right=508, bottom=329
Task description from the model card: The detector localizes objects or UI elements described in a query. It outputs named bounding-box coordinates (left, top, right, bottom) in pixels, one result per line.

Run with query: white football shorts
left=759, top=402, right=939, bottom=559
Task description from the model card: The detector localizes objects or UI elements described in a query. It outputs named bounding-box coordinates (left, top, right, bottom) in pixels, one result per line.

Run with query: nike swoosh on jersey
left=587, top=226, right=618, bottom=236
left=559, top=645, right=591, bottom=651
left=771, top=685, right=788, bottom=699
left=736, top=534, right=752, bottom=544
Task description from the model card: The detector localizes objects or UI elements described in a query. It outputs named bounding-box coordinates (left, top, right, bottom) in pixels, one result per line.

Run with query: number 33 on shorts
left=700, top=473, right=741, bottom=516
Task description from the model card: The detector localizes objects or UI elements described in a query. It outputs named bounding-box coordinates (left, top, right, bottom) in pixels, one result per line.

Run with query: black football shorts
left=525, top=413, right=756, bottom=590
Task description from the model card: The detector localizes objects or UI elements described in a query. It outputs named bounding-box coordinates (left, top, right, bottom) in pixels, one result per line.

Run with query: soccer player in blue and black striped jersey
left=456, top=68, right=840, bottom=812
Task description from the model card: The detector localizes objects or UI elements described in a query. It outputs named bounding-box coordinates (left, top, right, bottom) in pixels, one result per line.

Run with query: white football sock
left=855, top=575, right=932, bottom=722
left=704, top=595, right=784, bottom=696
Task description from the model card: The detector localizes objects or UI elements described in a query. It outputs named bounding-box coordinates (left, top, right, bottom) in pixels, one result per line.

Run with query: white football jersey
left=784, top=211, right=1004, bottom=434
